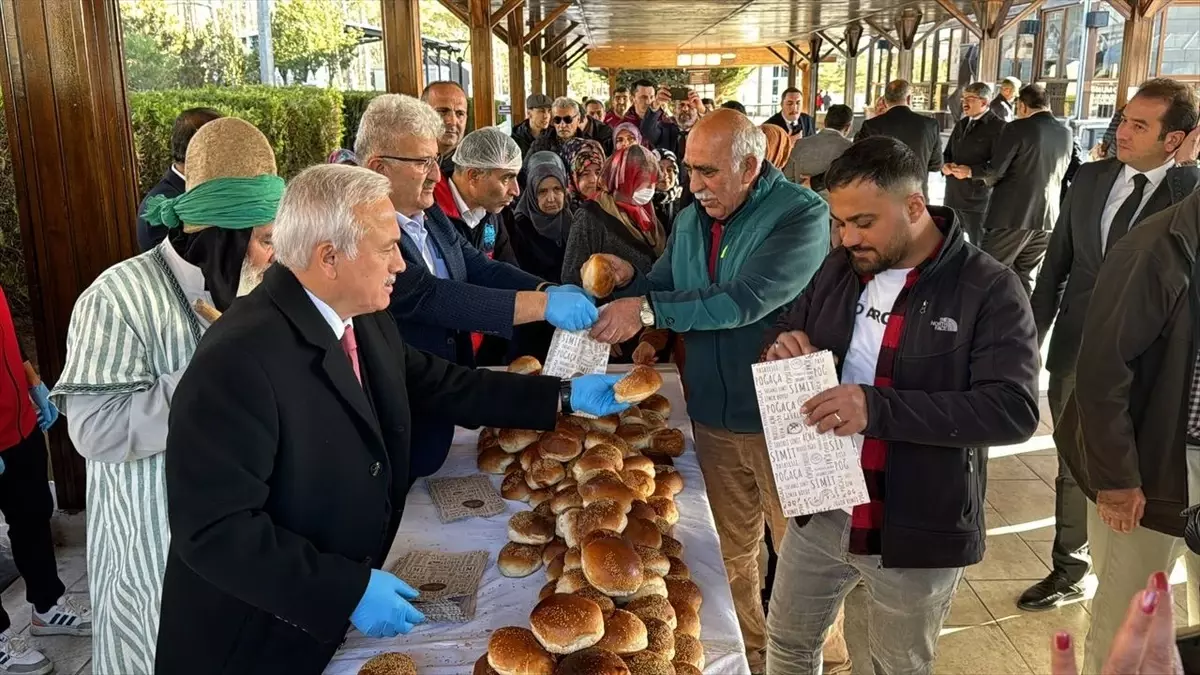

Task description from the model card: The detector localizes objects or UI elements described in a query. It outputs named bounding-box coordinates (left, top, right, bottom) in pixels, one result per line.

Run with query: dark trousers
left=955, top=209, right=986, bottom=246
left=1048, top=372, right=1091, bottom=583
left=0, top=430, right=64, bottom=632
left=979, top=229, right=1051, bottom=296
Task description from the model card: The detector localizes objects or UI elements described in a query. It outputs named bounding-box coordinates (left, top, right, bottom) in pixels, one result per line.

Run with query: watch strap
left=559, top=379, right=574, bottom=415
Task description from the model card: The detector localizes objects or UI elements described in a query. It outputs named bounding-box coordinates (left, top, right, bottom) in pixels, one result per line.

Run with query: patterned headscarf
left=570, top=142, right=606, bottom=200
left=613, top=122, right=644, bottom=150
left=604, top=145, right=659, bottom=232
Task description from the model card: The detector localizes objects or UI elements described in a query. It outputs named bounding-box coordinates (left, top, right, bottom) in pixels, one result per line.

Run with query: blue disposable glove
left=350, top=569, right=425, bottom=638
left=570, top=374, right=631, bottom=417
left=546, top=284, right=591, bottom=299
left=0, top=454, right=5, bottom=476
left=545, top=292, right=598, bottom=332
left=29, top=383, right=58, bottom=432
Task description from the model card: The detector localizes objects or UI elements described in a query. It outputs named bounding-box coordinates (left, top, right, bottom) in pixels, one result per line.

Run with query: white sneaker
left=0, top=630, right=51, bottom=675
left=30, top=595, right=91, bottom=637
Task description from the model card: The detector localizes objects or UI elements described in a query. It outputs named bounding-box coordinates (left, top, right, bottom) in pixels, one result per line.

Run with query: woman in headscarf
left=760, top=123, right=795, bottom=169
left=509, top=151, right=575, bottom=359
left=653, top=149, right=684, bottom=234
left=561, top=145, right=670, bottom=363
left=569, top=142, right=606, bottom=205
left=613, top=122, right=643, bottom=152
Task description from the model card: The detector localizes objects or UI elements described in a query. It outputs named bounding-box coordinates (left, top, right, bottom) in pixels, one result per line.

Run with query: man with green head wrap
left=50, top=117, right=281, bottom=675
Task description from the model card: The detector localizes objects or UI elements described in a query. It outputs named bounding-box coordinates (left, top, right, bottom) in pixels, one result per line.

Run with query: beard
left=236, top=256, right=268, bottom=297
left=847, top=228, right=911, bottom=276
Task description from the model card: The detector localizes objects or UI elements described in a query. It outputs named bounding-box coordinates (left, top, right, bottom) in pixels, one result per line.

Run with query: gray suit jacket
left=1030, top=158, right=1200, bottom=375
left=783, top=129, right=853, bottom=184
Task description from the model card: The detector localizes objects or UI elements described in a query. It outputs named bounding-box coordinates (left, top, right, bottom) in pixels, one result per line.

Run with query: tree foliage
left=120, top=0, right=250, bottom=89
left=271, top=0, right=362, bottom=84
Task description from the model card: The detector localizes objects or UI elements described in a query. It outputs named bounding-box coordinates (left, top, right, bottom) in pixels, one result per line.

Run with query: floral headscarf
left=570, top=142, right=606, bottom=200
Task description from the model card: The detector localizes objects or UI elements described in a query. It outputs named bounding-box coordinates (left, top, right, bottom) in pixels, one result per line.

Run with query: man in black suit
left=974, top=84, right=1076, bottom=295
left=764, top=87, right=815, bottom=140
left=943, top=82, right=1007, bottom=243
left=990, top=76, right=1021, bottom=123
left=855, top=80, right=943, bottom=196
left=155, top=164, right=628, bottom=674
left=1022, top=78, right=1200, bottom=613
left=136, top=107, right=221, bottom=251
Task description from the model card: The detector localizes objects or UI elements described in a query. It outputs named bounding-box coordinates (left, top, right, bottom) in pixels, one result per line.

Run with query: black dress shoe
left=1018, top=573, right=1085, bottom=611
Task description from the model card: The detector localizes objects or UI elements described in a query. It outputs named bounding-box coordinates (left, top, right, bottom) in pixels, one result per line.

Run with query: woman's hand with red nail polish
left=1050, top=571, right=1183, bottom=675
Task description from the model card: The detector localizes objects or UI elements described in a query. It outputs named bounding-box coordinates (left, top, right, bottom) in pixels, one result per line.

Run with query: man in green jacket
left=590, top=108, right=831, bottom=673
left=1055, top=185, right=1200, bottom=674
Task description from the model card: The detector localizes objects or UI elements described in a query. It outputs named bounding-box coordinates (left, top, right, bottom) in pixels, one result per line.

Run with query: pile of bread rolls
left=475, top=360, right=705, bottom=675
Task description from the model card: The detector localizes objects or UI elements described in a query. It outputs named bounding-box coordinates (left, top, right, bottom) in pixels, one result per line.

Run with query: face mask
left=631, top=187, right=655, bottom=205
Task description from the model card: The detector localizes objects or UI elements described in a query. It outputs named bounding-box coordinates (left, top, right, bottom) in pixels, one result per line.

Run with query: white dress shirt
left=398, top=210, right=441, bottom=273
left=1099, top=159, right=1175, bottom=253
left=304, top=288, right=353, bottom=340
left=448, top=177, right=487, bottom=229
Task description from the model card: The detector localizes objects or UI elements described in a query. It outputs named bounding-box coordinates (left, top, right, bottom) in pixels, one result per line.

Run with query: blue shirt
left=397, top=211, right=450, bottom=280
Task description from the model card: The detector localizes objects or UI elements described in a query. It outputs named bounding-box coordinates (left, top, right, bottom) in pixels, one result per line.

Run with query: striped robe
left=51, top=243, right=204, bottom=675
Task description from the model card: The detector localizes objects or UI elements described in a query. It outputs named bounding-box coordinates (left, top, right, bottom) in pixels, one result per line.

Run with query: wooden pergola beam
left=542, top=21, right=580, bottom=55
left=565, top=48, right=590, bottom=69
left=766, top=45, right=792, bottom=66
left=468, top=0, right=495, bottom=127
left=998, top=0, right=1047, bottom=33
left=440, top=0, right=510, bottom=42
left=786, top=40, right=812, bottom=63
left=989, top=0, right=1016, bottom=33
left=916, top=17, right=953, bottom=45
left=507, top=4, right=526, bottom=121
left=556, top=37, right=586, bottom=65
left=932, top=0, right=983, bottom=38
left=382, top=0, right=424, bottom=95
left=817, top=31, right=847, bottom=57
left=491, top=0, right=524, bottom=28
left=864, top=16, right=900, bottom=43
left=522, top=2, right=572, bottom=48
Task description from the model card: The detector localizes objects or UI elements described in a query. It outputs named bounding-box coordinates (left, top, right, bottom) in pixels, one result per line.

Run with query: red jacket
left=0, top=285, right=35, bottom=451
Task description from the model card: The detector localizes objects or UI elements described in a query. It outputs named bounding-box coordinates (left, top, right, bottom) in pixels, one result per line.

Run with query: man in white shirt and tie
left=1026, top=77, right=1200, bottom=615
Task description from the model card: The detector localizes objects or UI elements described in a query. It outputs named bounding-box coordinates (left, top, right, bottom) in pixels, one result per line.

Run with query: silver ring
left=833, top=412, right=844, bottom=425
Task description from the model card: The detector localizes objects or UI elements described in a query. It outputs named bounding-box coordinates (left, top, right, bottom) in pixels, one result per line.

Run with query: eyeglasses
left=553, top=116, right=576, bottom=124
left=378, top=155, right=439, bottom=172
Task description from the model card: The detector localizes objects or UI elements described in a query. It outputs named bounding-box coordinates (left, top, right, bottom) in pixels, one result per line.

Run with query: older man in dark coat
left=155, top=164, right=627, bottom=675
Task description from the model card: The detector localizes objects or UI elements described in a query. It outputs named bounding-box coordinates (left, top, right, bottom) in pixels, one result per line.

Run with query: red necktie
left=708, top=221, right=725, bottom=282
left=341, top=324, right=362, bottom=385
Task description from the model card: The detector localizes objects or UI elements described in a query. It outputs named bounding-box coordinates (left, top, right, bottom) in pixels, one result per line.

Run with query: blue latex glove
left=570, top=374, right=631, bottom=417
left=0, top=454, right=5, bottom=476
left=546, top=284, right=592, bottom=299
left=29, top=383, right=58, bottom=432
left=350, top=569, right=425, bottom=638
left=545, top=292, right=598, bottom=332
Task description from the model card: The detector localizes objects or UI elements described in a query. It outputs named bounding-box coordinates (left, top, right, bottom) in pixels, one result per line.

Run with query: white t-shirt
left=840, top=267, right=911, bottom=512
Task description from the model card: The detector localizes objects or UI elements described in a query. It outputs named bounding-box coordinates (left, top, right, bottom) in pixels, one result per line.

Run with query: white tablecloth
left=325, top=364, right=749, bottom=674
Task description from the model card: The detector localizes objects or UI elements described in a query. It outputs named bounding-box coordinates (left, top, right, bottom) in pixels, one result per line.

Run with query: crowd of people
left=0, top=71, right=1195, bottom=675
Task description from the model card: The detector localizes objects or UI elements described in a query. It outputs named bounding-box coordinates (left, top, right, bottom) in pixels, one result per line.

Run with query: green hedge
left=129, top=86, right=344, bottom=195
left=340, top=90, right=380, bottom=152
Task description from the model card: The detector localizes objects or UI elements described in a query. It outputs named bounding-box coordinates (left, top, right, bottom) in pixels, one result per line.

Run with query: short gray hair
left=553, top=97, right=580, bottom=113
left=273, top=164, right=393, bottom=270
left=884, top=80, right=911, bottom=104
left=965, top=81, right=993, bottom=99
left=354, top=94, right=443, bottom=160
left=731, top=117, right=767, bottom=172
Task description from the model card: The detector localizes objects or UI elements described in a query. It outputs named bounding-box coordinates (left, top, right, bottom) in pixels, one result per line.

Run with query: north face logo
left=932, top=317, right=958, bottom=332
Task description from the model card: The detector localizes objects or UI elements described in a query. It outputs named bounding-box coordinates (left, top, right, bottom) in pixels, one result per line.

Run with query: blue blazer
left=388, top=202, right=545, bottom=477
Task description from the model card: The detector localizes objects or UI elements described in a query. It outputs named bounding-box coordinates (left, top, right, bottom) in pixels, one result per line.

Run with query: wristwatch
left=559, top=379, right=574, bottom=415
left=639, top=297, right=655, bottom=327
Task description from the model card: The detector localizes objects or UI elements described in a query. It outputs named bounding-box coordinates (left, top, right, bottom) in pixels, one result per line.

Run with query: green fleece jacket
left=623, top=163, right=829, bottom=432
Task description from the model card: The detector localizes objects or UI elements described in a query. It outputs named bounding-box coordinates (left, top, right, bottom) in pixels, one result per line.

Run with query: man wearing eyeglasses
left=356, top=95, right=598, bottom=479
left=941, top=82, right=1007, bottom=244
left=532, top=97, right=615, bottom=161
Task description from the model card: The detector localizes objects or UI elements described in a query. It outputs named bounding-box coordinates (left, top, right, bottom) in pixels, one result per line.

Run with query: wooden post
left=468, top=0, right=495, bottom=127
left=844, top=22, right=864, bottom=108
left=807, top=35, right=823, bottom=114
left=382, top=0, right=424, bottom=95
left=608, top=69, right=618, bottom=99
left=786, top=49, right=797, bottom=89
left=894, top=8, right=922, bottom=81
left=507, top=5, right=526, bottom=122
left=1115, top=3, right=1158, bottom=107
left=1080, top=22, right=1102, bottom=115
left=530, top=36, right=544, bottom=96
left=0, top=0, right=140, bottom=509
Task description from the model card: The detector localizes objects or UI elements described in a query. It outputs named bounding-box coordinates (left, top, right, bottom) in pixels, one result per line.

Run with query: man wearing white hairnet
left=356, top=96, right=598, bottom=479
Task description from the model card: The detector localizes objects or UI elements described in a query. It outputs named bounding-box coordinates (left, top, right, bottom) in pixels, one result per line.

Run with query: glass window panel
left=1016, top=34, right=1036, bottom=81
left=1064, top=6, right=1082, bottom=78
left=1094, top=10, right=1124, bottom=79
left=1159, top=6, right=1200, bottom=76
left=1042, top=10, right=1063, bottom=78
left=1000, top=34, right=1017, bottom=78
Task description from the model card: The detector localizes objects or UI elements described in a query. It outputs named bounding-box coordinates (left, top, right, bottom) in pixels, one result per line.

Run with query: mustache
left=695, top=190, right=716, bottom=200
left=422, top=179, right=437, bottom=190
left=386, top=275, right=397, bottom=286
